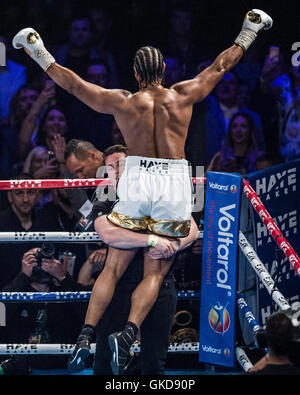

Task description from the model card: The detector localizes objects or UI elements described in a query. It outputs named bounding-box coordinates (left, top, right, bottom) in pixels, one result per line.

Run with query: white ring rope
left=0, top=342, right=199, bottom=355
left=0, top=291, right=91, bottom=302
left=238, top=231, right=291, bottom=312
left=0, top=290, right=200, bottom=302
left=237, top=297, right=262, bottom=334
left=235, top=347, right=254, bottom=372
left=0, top=232, right=101, bottom=243
left=0, top=231, right=203, bottom=243
left=0, top=176, right=296, bottom=369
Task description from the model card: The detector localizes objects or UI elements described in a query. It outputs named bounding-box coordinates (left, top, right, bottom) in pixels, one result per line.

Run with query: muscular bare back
left=47, top=45, right=243, bottom=158
left=114, top=85, right=193, bottom=159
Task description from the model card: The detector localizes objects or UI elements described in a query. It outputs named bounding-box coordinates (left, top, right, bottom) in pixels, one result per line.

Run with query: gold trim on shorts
left=108, top=212, right=190, bottom=237
left=147, top=218, right=191, bottom=238
left=107, top=212, right=150, bottom=232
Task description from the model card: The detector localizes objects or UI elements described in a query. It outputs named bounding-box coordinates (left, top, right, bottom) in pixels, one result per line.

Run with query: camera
left=34, top=243, right=56, bottom=267
left=48, top=150, right=55, bottom=160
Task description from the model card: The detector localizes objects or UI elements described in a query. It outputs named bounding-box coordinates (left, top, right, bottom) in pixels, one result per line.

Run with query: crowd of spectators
left=1, top=0, right=299, bottom=186
left=0, top=0, right=299, bottom=374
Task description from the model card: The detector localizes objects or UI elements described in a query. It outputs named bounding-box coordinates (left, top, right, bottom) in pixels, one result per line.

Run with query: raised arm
left=46, top=63, right=130, bottom=114
left=12, top=28, right=130, bottom=115
left=171, top=9, right=273, bottom=105
left=172, top=45, right=243, bottom=104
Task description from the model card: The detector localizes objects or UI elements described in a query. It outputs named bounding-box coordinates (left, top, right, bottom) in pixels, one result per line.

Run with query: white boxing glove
left=13, top=27, right=55, bottom=71
left=235, top=9, right=273, bottom=52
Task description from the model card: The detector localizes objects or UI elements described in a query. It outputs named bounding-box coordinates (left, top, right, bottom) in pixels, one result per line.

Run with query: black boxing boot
left=108, top=322, right=138, bottom=375
left=68, top=324, right=95, bottom=373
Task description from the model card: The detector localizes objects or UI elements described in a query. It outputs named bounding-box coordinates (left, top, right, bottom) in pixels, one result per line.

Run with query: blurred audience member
left=55, top=16, right=96, bottom=77
left=185, top=68, right=264, bottom=170
left=255, top=152, right=284, bottom=171
left=0, top=84, right=41, bottom=179
left=0, top=175, right=41, bottom=289
left=214, top=71, right=265, bottom=150
left=22, top=141, right=74, bottom=227
left=18, top=81, right=56, bottom=161
left=233, top=38, right=265, bottom=91
left=60, top=60, right=113, bottom=150
left=88, top=5, right=120, bottom=88
left=33, top=105, right=68, bottom=152
left=0, top=35, right=26, bottom=125
left=207, top=112, right=263, bottom=175
left=163, top=56, right=184, bottom=88
left=1, top=246, right=85, bottom=373
left=249, top=312, right=300, bottom=375
left=23, top=146, right=58, bottom=179
left=260, top=47, right=300, bottom=162
left=162, top=4, right=203, bottom=79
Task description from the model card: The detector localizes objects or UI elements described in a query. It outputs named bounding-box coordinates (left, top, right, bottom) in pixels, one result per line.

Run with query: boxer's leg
left=68, top=247, right=137, bottom=372
left=84, top=247, right=138, bottom=327
left=108, top=252, right=175, bottom=374
left=128, top=253, right=175, bottom=327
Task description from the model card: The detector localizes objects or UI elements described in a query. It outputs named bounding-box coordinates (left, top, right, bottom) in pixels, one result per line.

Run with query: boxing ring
left=0, top=170, right=299, bottom=374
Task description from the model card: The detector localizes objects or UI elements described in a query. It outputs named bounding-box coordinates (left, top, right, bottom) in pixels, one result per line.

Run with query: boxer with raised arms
left=13, top=9, right=272, bottom=374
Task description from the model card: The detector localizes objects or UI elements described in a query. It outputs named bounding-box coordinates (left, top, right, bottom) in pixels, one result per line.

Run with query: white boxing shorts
left=107, top=156, right=192, bottom=237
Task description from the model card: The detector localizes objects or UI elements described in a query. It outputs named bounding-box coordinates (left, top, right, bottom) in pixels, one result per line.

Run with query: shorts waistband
left=126, top=156, right=189, bottom=171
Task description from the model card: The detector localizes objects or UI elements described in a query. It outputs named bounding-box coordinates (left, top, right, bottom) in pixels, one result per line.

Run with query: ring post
left=199, top=172, right=243, bottom=368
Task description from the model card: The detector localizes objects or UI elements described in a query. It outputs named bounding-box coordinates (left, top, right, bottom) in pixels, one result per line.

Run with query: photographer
left=248, top=312, right=300, bottom=375
left=0, top=246, right=86, bottom=374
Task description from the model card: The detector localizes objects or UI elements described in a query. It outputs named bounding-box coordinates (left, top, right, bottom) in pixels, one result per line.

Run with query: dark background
left=1, top=0, right=299, bottom=86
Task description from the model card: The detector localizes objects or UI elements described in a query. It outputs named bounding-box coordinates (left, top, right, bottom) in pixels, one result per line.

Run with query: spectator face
left=216, top=72, right=239, bottom=105
left=66, top=152, right=101, bottom=179
left=89, top=8, right=110, bottom=36
left=44, top=109, right=67, bottom=149
left=105, top=152, right=126, bottom=188
left=87, top=64, right=109, bottom=87
left=8, top=190, right=37, bottom=216
left=230, top=115, right=250, bottom=145
left=171, top=10, right=192, bottom=35
left=18, top=88, right=39, bottom=115
left=69, top=19, right=91, bottom=48
left=30, top=148, right=49, bottom=175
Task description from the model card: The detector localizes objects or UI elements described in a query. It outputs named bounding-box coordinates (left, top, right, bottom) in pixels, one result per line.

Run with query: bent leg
left=85, top=247, right=138, bottom=327
left=128, top=252, right=175, bottom=328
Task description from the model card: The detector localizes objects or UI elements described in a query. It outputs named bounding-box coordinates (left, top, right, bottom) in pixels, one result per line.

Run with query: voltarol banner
left=199, top=172, right=242, bottom=367
left=247, top=159, right=300, bottom=324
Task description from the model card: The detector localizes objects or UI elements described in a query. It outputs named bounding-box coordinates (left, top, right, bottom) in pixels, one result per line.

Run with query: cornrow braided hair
left=134, top=46, right=164, bottom=88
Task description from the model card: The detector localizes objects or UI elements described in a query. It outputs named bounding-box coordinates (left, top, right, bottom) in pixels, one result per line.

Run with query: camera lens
left=40, top=243, right=55, bottom=259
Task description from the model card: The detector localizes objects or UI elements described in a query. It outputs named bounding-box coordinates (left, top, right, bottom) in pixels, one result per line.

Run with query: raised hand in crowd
left=260, top=46, right=282, bottom=93
left=31, top=156, right=59, bottom=179
left=52, top=133, right=66, bottom=167
left=19, top=80, right=56, bottom=160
